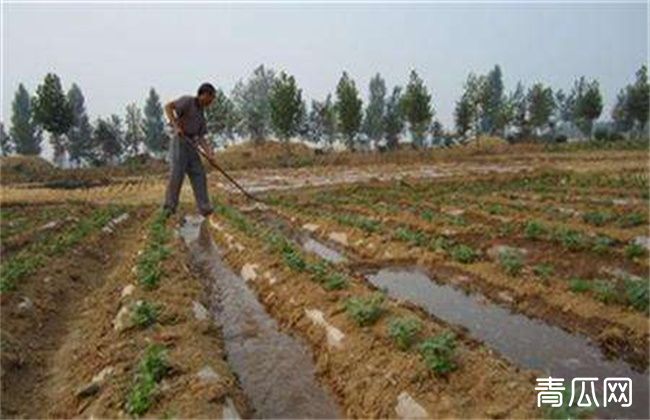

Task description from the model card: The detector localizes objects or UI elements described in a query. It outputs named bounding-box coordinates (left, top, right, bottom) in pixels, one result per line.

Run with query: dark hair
left=197, top=82, right=216, bottom=96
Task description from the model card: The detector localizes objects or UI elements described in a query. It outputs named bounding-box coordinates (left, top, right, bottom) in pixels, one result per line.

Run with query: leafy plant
left=345, top=293, right=385, bottom=326
left=524, top=220, right=548, bottom=239
left=126, top=344, right=170, bottom=416
left=450, top=244, right=478, bottom=264
left=592, top=235, right=615, bottom=254
left=624, top=242, right=645, bottom=259
left=582, top=211, right=613, bottom=226
left=533, top=263, right=554, bottom=279
left=486, top=203, right=504, bottom=215
left=394, top=227, right=427, bottom=247
left=499, top=248, right=524, bottom=276
left=592, top=280, right=618, bottom=304
left=617, top=212, right=645, bottom=228
left=418, top=331, right=457, bottom=375
left=323, top=272, right=348, bottom=290
left=569, top=278, right=591, bottom=293
left=624, top=277, right=649, bottom=312
left=132, top=301, right=160, bottom=328
left=388, top=317, right=422, bottom=350
left=553, top=227, right=586, bottom=251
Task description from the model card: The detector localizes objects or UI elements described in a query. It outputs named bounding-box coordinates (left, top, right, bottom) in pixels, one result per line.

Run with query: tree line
left=1, top=64, right=647, bottom=165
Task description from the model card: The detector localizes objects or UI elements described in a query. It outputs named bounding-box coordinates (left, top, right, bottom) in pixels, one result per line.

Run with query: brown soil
left=208, top=206, right=540, bottom=418
left=0, top=206, right=249, bottom=418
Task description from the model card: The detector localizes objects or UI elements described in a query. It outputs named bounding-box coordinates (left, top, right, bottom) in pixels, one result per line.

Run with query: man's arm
left=164, top=101, right=184, bottom=136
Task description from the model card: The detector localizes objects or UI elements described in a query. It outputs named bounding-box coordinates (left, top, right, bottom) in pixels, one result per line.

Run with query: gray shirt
left=173, top=95, right=207, bottom=137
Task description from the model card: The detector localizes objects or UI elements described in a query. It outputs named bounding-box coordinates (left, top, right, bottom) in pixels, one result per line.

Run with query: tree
left=508, top=82, right=529, bottom=139
left=33, top=73, right=73, bottom=165
left=571, top=77, right=602, bottom=139
left=457, top=72, right=487, bottom=142
left=0, top=123, right=11, bottom=156
left=612, top=89, right=634, bottom=134
left=307, top=95, right=336, bottom=146
left=362, top=73, right=387, bottom=146
left=454, top=94, right=473, bottom=137
left=384, top=86, right=404, bottom=150
left=93, top=117, right=122, bottom=165
left=110, top=114, right=124, bottom=162
left=628, top=65, right=649, bottom=135
left=269, top=71, right=304, bottom=143
left=10, top=84, right=42, bottom=155
left=335, top=72, right=363, bottom=150
left=205, top=88, right=239, bottom=146
left=66, top=83, right=93, bottom=166
left=232, top=64, right=276, bottom=144
left=527, top=83, right=555, bottom=137
left=401, top=70, right=433, bottom=148
left=554, top=89, right=574, bottom=124
left=612, top=65, right=649, bottom=138
left=482, top=65, right=507, bottom=135
left=124, top=103, right=145, bottom=157
left=143, top=88, right=168, bottom=156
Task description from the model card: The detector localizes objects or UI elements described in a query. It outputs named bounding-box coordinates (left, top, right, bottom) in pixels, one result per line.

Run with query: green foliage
left=336, top=214, right=380, bottom=233
left=499, top=248, right=524, bottom=276
left=624, top=277, right=649, bottom=312
left=524, top=220, right=548, bottom=240
left=527, top=83, right=555, bottom=134
left=281, top=243, right=307, bottom=272
left=33, top=73, right=73, bottom=136
left=0, top=255, right=42, bottom=292
left=137, top=212, right=170, bottom=289
left=421, top=209, right=435, bottom=222
left=569, top=278, right=591, bottom=293
left=388, top=317, right=422, bottom=350
left=624, top=242, right=645, bottom=259
left=143, top=87, right=169, bottom=155
left=126, top=345, right=170, bottom=416
left=10, top=83, right=42, bottom=155
left=394, top=227, right=427, bottom=247
left=335, top=71, right=363, bottom=149
left=572, top=76, right=603, bottom=138
left=401, top=70, right=433, bottom=147
left=418, top=332, right=457, bottom=375
left=345, top=293, right=385, bottom=326
left=533, top=263, right=554, bottom=279
left=592, top=280, right=618, bottom=304
left=617, top=212, right=645, bottom=228
left=582, top=211, right=613, bottom=226
left=592, top=235, right=615, bottom=254
left=206, top=88, right=239, bottom=143
left=486, top=204, right=504, bottom=215
left=450, top=244, right=478, bottom=264
left=232, top=64, right=276, bottom=143
left=323, top=272, right=348, bottom=290
left=384, top=86, right=405, bottom=150
left=552, top=227, right=586, bottom=251
left=0, top=206, right=122, bottom=292
left=132, top=301, right=160, bottom=329
left=362, top=73, right=387, bottom=142
left=270, top=71, right=304, bottom=142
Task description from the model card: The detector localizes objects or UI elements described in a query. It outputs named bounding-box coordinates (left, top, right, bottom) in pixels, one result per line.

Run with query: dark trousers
left=163, top=135, right=213, bottom=216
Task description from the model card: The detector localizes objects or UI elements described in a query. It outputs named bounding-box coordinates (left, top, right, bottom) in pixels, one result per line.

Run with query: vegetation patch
left=419, top=331, right=457, bottom=375
left=388, top=316, right=422, bottom=350
left=136, top=211, right=171, bottom=289
left=126, top=344, right=170, bottom=416
left=345, top=293, right=385, bottom=326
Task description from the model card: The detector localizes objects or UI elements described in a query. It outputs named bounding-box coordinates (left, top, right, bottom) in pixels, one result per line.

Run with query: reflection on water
left=180, top=215, right=341, bottom=419
left=366, top=267, right=649, bottom=419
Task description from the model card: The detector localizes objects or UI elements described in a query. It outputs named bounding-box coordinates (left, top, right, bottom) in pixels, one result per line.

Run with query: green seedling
left=499, top=248, right=524, bottom=276
left=126, top=344, right=170, bottom=416
left=524, top=220, right=548, bottom=240
left=450, top=244, right=478, bottom=264
left=569, top=278, right=591, bottom=293
left=345, top=293, right=385, bottom=327
left=388, top=317, right=422, bottom=350
left=418, top=331, right=457, bottom=375
left=132, top=301, right=160, bottom=328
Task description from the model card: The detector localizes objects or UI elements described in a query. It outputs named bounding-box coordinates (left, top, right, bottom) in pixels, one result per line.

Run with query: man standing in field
left=162, top=83, right=216, bottom=218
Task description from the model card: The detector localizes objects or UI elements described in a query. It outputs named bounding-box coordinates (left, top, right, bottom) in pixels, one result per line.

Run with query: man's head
left=197, top=82, right=216, bottom=107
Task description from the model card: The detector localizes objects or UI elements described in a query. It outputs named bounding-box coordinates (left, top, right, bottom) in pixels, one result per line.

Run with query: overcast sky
left=2, top=1, right=648, bottom=140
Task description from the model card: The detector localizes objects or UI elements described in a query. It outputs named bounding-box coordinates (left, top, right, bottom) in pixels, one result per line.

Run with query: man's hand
left=198, top=138, right=214, bottom=159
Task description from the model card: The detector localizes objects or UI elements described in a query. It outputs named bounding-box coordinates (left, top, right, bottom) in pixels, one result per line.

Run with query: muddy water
left=301, top=237, right=346, bottom=264
left=366, top=267, right=649, bottom=419
left=180, top=216, right=341, bottom=419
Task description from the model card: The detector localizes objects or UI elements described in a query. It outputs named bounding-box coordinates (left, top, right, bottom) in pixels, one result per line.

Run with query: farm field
left=0, top=146, right=648, bottom=418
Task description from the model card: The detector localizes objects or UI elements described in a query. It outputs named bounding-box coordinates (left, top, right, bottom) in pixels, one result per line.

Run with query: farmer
left=162, top=82, right=216, bottom=218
